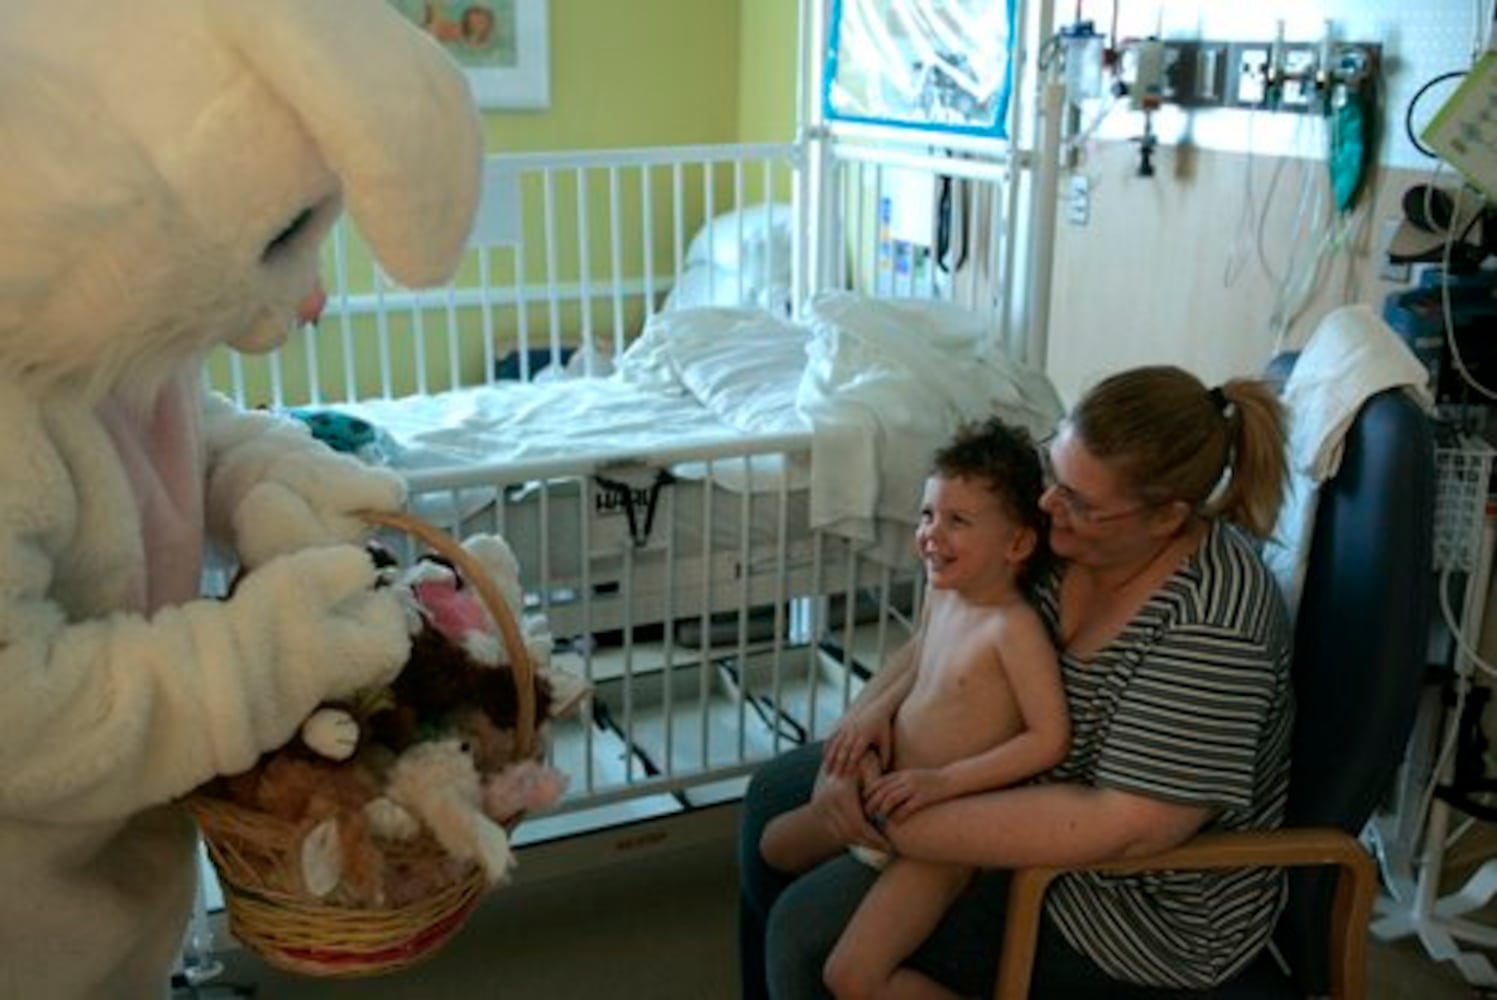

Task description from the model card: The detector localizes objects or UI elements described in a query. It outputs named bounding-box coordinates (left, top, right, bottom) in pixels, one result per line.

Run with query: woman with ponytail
left=741, top=365, right=1294, bottom=998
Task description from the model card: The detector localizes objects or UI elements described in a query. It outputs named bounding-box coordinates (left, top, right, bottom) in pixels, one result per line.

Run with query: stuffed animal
left=0, top=1, right=483, bottom=995
left=218, top=534, right=579, bottom=906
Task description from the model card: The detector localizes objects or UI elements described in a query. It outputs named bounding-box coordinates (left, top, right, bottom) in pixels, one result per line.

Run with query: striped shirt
left=1034, top=519, right=1294, bottom=989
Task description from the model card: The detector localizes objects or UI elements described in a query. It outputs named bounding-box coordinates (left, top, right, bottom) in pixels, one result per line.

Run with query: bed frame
left=206, top=131, right=1056, bottom=849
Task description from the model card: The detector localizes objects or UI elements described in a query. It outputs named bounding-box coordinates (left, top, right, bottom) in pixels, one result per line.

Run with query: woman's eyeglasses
left=1037, top=442, right=1150, bottom=525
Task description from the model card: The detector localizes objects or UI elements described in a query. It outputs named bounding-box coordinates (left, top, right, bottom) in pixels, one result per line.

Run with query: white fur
left=301, top=707, right=362, bottom=762
left=0, top=1, right=483, bottom=994
left=0, top=0, right=481, bottom=401
left=383, top=740, right=517, bottom=884
left=462, top=534, right=525, bottom=619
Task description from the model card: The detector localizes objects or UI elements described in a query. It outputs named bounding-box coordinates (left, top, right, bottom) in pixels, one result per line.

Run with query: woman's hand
left=810, top=762, right=890, bottom=852
left=863, top=767, right=951, bottom=824
left=822, top=703, right=894, bottom=778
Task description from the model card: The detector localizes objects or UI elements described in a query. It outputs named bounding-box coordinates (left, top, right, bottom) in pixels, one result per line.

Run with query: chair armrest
left=993, top=827, right=1376, bottom=1000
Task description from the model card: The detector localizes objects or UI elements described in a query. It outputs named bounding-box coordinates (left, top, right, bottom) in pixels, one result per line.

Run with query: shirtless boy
left=759, top=416, right=1070, bottom=1000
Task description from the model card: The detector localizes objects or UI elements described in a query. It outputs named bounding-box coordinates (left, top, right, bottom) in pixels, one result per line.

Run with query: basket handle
left=361, top=509, right=536, bottom=759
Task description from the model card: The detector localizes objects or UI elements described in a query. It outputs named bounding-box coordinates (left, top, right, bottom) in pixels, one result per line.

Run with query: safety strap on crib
left=594, top=470, right=676, bottom=548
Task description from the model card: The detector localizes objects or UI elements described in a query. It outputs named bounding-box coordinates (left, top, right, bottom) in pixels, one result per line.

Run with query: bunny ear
left=206, top=0, right=482, bottom=288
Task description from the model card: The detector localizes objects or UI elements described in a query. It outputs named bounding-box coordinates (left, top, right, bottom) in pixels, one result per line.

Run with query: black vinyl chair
left=994, top=378, right=1436, bottom=998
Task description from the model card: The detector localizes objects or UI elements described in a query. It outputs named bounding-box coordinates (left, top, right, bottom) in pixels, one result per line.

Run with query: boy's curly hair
left=930, top=417, right=1053, bottom=592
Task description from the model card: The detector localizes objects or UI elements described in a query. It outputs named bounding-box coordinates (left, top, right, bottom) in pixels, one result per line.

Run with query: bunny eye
left=262, top=206, right=315, bottom=261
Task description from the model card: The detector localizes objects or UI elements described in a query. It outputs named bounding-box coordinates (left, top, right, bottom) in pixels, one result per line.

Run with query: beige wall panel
left=1045, top=139, right=1430, bottom=404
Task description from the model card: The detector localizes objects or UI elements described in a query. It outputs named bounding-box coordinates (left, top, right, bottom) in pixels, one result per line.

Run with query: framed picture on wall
left=391, top=0, right=550, bottom=110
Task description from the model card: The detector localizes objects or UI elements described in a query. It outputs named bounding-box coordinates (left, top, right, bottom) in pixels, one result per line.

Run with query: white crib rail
left=818, top=139, right=1029, bottom=361
left=212, top=142, right=799, bottom=410
left=381, top=433, right=921, bottom=835
left=208, top=139, right=1047, bottom=412
left=197, top=138, right=1049, bottom=843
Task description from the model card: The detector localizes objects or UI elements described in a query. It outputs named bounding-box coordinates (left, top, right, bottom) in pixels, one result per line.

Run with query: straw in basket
left=189, top=510, right=539, bottom=978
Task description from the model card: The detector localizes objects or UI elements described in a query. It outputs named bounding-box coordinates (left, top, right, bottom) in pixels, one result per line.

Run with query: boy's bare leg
left=822, top=859, right=973, bottom=1000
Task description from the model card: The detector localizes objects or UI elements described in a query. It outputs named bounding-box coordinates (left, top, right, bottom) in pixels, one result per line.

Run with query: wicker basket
left=189, top=510, right=536, bottom=977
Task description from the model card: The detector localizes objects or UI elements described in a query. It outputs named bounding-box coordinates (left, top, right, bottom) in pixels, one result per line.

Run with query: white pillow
left=662, top=263, right=791, bottom=315
left=683, top=203, right=793, bottom=275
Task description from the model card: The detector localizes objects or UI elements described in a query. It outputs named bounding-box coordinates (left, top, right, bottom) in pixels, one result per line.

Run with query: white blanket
left=795, top=292, right=1064, bottom=543
left=322, top=294, right=1063, bottom=546
left=324, top=369, right=765, bottom=473
left=1263, top=304, right=1432, bottom=616
left=624, top=292, right=1064, bottom=543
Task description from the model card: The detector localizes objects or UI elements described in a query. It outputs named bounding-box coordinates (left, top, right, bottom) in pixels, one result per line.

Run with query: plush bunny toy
left=0, top=1, right=482, bottom=996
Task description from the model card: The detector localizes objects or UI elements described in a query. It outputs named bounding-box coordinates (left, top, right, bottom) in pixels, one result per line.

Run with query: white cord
left=1412, top=678, right=1467, bottom=857
left=1440, top=566, right=1497, bottom=683
left=1408, top=568, right=1497, bottom=857
left=1065, top=91, right=1119, bottom=160
left=1405, top=569, right=1473, bottom=859
left=1222, top=113, right=1260, bottom=289
left=1438, top=183, right=1497, bottom=402
left=1254, top=151, right=1294, bottom=289
left=1267, top=118, right=1346, bottom=354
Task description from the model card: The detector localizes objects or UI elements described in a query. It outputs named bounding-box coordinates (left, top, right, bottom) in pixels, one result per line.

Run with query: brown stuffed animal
left=367, top=618, right=556, bottom=762
left=210, top=535, right=579, bottom=905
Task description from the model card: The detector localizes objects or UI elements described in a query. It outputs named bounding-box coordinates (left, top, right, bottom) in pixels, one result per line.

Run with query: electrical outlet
left=1066, top=175, right=1091, bottom=226
left=1195, top=45, right=1227, bottom=104
left=1234, top=45, right=1270, bottom=106
left=1153, top=41, right=1228, bottom=108
left=1279, top=44, right=1320, bottom=109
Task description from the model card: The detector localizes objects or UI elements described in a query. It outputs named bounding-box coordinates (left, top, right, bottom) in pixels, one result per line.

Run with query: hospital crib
left=203, top=136, right=1051, bottom=854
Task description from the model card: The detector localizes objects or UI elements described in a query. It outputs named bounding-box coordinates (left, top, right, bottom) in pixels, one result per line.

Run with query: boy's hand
left=810, top=764, right=890, bottom=853
left=862, top=767, right=950, bottom=824
left=823, top=707, right=893, bottom=777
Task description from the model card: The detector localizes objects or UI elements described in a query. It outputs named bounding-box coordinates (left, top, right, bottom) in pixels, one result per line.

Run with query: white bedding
left=331, top=370, right=780, bottom=473
left=795, top=293, right=1063, bottom=543
left=323, top=292, right=1062, bottom=546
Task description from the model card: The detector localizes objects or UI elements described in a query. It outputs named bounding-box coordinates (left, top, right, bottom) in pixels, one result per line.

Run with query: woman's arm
left=887, top=781, right=1211, bottom=869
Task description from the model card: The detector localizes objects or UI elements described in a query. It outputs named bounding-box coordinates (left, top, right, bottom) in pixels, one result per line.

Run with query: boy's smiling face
left=915, top=474, right=1033, bottom=599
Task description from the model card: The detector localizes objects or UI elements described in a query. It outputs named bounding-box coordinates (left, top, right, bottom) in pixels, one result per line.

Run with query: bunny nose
left=296, top=279, right=327, bottom=325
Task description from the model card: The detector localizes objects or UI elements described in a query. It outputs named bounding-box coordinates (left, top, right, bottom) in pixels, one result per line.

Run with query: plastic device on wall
left=823, top=0, right=1017, bottom=139
left=1423, top=51, right=1497, bottom=201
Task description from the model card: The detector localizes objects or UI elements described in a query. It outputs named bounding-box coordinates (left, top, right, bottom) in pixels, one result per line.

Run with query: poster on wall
left=391, top=0, right=550, bottom=110
left=825, top=0, right=1015, bottom=138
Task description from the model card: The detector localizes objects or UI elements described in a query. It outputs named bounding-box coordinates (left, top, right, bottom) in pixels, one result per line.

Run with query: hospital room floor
left=192, top=810, right=1489, bottom=1000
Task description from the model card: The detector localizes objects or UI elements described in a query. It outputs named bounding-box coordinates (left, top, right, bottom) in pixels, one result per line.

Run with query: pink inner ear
left=412, top=579, right=493, bottom=644
left=95, top=367, right=205, bottom=612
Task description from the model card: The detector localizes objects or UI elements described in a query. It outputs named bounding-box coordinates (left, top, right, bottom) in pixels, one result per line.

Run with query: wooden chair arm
left=993, top=827, right=1376, bottom=1000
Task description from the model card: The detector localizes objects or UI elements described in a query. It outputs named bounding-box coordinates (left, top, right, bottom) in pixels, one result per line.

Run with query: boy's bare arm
left=823, top=622, right=923, bottom=775
left=852, top=629, right=921, bottom=709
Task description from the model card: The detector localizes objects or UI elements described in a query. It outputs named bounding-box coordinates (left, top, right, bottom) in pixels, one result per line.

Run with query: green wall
left=483, top=1, right=743, bottom=152
left=210, top=0, right=803, bottom=407
left=737, top=0, right=800, bottom=143
left=477, top=0, right=800, bottom=152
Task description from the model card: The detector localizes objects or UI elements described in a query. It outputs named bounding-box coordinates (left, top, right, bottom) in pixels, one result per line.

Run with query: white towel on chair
left=1264, top=304, right=1432, bottom=617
